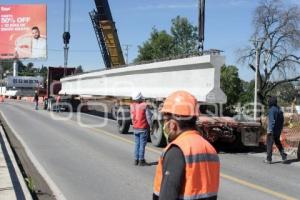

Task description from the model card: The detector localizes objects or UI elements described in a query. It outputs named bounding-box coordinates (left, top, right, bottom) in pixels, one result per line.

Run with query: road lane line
left=87, top=127, right=297, bottom=200
left=4, top=102, right=298, bottom=200
left=220, top=174, right=297, bottom=200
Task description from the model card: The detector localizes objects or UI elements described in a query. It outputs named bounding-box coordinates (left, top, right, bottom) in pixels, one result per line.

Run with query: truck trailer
left=58, top=54, right=261, bottom=147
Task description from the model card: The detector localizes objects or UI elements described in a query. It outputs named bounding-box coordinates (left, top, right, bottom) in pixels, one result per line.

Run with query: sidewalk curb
left=0, top=112, right=67, bottom=200
left=0, top=126, right=32, bottom=200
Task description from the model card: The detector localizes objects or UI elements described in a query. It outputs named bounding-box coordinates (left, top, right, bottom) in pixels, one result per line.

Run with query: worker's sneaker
left=138, top=159, right=150, bottom=166
left=263, top=159, right=272, bottom=164
left=281, top=152, right=287, bottom=163
left=134, top=160, right=139, bottom=166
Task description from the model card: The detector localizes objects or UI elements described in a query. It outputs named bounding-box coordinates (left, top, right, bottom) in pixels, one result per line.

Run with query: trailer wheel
left=117, top=107, right=131, bottom=134
left=43, top=99, right=48, bottom=110
left=111, top=104, right=118, bottom=120
left=48, top=100, right=53, bottom=111
left=150, top=120, right=166, bottom=147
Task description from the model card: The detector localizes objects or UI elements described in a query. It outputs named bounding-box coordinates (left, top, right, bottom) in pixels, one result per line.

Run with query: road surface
left=0, top=100, right=299, bottom=200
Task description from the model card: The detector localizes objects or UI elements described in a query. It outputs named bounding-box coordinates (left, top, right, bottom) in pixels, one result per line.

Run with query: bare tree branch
left=238, top=0, right=300, bottom=105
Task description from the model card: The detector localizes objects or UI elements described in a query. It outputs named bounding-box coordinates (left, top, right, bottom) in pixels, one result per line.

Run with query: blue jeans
left=134, top=129, right=148, bottom=160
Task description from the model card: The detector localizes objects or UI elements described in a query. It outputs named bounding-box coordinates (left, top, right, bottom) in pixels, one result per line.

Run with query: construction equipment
left=89, top=0, right=125, bottom=68
left=54, top=0, right=261, bottom=147
left=41, top=67, right=75, bottom=111
left=59, top=54, right=260, bottom=147
left=63, top=0, right=71, bottom=76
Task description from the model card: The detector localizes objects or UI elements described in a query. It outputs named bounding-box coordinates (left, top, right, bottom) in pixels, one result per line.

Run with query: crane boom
left=90, top=0, right=125, bottom=68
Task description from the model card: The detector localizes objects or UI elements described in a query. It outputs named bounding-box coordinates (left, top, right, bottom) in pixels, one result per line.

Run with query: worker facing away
left=153, top=90, right=220, bottom=200
left=130, top=92, right=152, bottom=166
left=34, top=90, right=39, bottom=110
left=265, top=96, right=287, bottom=164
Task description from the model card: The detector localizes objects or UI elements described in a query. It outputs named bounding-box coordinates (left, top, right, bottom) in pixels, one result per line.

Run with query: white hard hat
left=132, top=91, right=143, bottom=100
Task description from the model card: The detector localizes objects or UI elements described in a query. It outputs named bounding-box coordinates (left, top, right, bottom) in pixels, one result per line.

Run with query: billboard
left=0, top=4, right=47, bottom=59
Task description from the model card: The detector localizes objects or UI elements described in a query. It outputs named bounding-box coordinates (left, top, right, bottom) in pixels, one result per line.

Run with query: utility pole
left=123, top=44, right=131, bottom=65
left=63, top=0, right=71, bottom=77
left=198, top=0, right=205, bottom=55
left=254, top=40, right=262, bottom=121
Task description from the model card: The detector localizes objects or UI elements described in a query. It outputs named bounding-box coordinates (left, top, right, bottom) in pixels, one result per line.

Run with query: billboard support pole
left=13, top=59, right=18, bottom=77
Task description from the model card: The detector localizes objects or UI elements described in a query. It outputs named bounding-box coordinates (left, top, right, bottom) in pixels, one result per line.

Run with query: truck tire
left=117, top=107, right=131, bottom=134
left=48, top=100, right=53, bottom=111
left=150, top=120, right=166, bottom=147
left=43, top=100, right=48, bottom=110
left=111, top=104, right=118, bottom=120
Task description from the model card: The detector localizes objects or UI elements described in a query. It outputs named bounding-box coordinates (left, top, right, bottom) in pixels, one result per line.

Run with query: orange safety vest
left=153, top=130, right=220, bottom=199
left=130, top=102, right=149, bottom=129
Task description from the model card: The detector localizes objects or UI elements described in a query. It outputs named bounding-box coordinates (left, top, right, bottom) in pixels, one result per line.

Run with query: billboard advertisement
left=0, top=4, right=47, bottom=59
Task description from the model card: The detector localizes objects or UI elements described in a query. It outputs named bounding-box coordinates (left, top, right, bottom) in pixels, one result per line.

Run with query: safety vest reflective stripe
left=178, top=192, right=218, bottom=200
left=185, top=153, right=219, bottom=163
left=153, top=130, right=220, bottom=199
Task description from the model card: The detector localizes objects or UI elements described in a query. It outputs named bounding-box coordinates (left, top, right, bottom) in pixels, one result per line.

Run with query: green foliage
left=0, top=60, right=14, bottom=74
left=240, top=80, right=255, bottom=105
left=75, top=65, right=84, bottom=74
left=135, top=28, right=174, bottom=62
left=19, top=62, right=36, bottom=76
left=269, top=82, right=298, bottom=106
left=25, top=177, right=35, bottom=193
left=220, top=65, right=243, bottom=116
left=39, top=66, right=48, bottom=80
left=171, top=16, right=198, bottom=56
left=135, top=16, right=198, bottom=62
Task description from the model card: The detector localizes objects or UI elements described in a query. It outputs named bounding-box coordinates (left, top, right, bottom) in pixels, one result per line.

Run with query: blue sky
left=1, top=0, right=299, bottom=81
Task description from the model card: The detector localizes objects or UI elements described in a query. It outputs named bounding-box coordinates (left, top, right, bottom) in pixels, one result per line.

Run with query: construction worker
left=130, top=92, right=152, bottom=166
left=153, top=90, right=220, bottom=200
left=34, top=90, right=39, bottom=110
left=265, top=96, right=287, bottom=164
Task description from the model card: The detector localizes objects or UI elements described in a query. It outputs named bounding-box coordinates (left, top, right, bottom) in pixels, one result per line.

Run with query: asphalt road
left=0, top=100, right=300, bottom=200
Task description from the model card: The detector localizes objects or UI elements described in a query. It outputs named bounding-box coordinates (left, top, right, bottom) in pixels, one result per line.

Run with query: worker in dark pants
left=153, top=91, right=220, bottom=200
left=265, top=96, right=287, bottom=164
left=34, top=90, right=39, bottom=110
left=130, top=92, right=152, bottom=166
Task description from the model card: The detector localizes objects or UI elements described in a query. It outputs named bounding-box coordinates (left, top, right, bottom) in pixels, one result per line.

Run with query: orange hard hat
left=161, top=90, right=199, bottom=116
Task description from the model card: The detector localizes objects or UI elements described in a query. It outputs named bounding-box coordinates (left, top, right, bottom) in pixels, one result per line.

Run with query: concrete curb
left=0, top=112, right=67, bottom=200
left=0, top=126, right=32, bottom=200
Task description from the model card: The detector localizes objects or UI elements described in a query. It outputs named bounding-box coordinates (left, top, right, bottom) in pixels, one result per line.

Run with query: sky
left=0, top=0, right=299, bottom=81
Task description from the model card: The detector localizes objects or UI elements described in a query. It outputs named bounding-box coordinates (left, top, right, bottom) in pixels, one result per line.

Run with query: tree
left=39, top=65, right=48, bottom=80
left=220, top=65, right=243, bottom=115
left=75, top=65, right=84, bottom=74
left=239, top=0, right=300, bottom=105
left=135, top=28, right=174, bottom=62
left=269, top=82, right=297, bottom=106
left=240, top=80, right=255, bottom=105
left=135, top=16, right=198, bottom=62
left=171, top=16, right=198, bottom=56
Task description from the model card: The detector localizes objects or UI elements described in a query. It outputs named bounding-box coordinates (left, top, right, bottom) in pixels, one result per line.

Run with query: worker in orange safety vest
left=130, top=92, right=152, bottom=166
left=153, top=90, right=220, bottom=200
